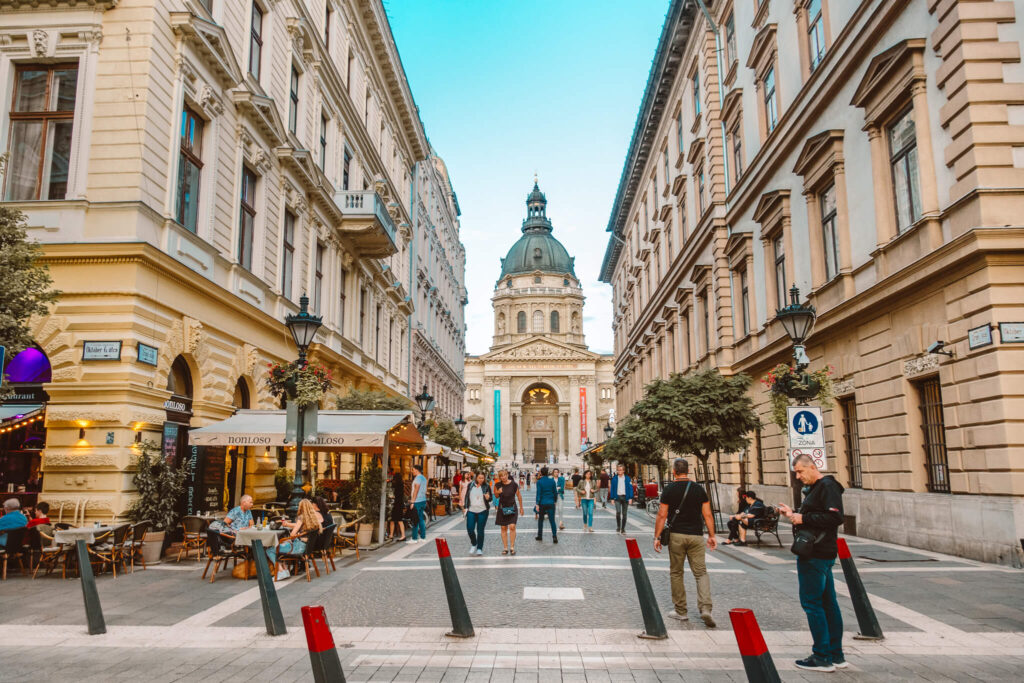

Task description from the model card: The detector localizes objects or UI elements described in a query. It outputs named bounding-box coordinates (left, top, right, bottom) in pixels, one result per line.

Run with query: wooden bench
left=751, top=506, right=783, bottom=547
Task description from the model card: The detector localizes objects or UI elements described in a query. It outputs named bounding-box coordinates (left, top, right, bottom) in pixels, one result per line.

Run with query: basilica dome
left=499, top=181, right=576, bottom=278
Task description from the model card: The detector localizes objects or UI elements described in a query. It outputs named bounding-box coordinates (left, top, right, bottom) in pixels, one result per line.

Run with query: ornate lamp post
left=775, top=285, right=819, bottom=404
left=454, top=414, right=466, bottom=435
left=474, top=429, right=485, bottom=448
left=603, top=423, right=614, bottom=441
left=414, top=385, right=433, bottom=436
left=284, top=295, right=323, bottom=516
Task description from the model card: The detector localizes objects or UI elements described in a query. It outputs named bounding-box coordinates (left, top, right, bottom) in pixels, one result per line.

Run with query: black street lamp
left=775, top=285, right=820, bottom=404
left=284, top=295, right=323, bottom=516
left=474, top=429, right=485, bottom=448
left=603, top=423, right=614, bottom=441
left=414, top=384, right=433, bottom=435
left=454, top=414, right=466, bottom=435
left=488, top=438, right=496, bottom=454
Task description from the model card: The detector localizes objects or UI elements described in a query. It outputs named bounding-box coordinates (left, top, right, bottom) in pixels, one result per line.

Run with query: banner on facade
left=493, top=389, right=501, bottom=456
left=579, top=387, right=587, bottom=445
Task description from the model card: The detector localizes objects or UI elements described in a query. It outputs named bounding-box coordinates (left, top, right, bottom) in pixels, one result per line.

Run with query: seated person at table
left=206, top=495, right=255, bottom=555
left=265, top=498, right=322, bottom=579
left=0, top=498, right=28, bottom=547
left=27, top=502, right=50, bottom=529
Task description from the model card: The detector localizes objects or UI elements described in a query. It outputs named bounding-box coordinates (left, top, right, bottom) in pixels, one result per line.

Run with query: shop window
left=5, top=63, right=78, bottom=201
left=176, top=105, right=204, bottom=232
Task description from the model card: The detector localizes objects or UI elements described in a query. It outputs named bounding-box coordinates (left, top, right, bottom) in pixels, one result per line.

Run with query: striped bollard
left=75, top=539, right=106, bottom=635
left=729, top=608, right=781, bottom=683
left=625, top=538, right=667, bottom=639
left=301, top=605, right=346, bottom=683
left=837, top=538, right=884, bottom=640
left=435, top=537, right=474, bottom=638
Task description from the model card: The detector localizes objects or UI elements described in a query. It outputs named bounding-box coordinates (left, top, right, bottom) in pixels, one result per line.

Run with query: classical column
left=561, top=412, right=570, bottom=458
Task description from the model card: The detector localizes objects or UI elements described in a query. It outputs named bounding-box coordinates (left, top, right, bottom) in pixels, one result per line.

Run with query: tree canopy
left=428, top=418, right=466, bottom=450
left=0, top=207, right=59, bottom=355
left=602, top=414, right=665, bottom=469
left=335, top=388, right=413, bottom=411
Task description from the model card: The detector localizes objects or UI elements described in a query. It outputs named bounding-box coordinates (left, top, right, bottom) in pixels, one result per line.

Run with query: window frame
left=176, top=104, right=204, bottom=232
left=725, top=12, right=737, bottom=66
left=739, top=268, right=750, bottom=336
left=281, top=210, right=295, bottom=298
left=342, top=148, right=352, bottom=190
left=249, top=2, right=264, bottom=81
left=517, top=310, right=527, bottom=333
left=319, top=112, right=328, bottom=170
left=763, top=67, right=778, bottom=133
left=339, top=267, right=347, bottom=335
left=691, top=70, right=701, bottom=116
left=887, top=106, right=922, bottom=234
left=773, top=235, right=786, bottom=310
left=550, top=310, right=560, bottom=333
left=840, top=396, right=862, bottom=488
left=917, top=376, right=950, bottom=493
left=819, top=182, right=839, bottom=281
left=288, top=65, right=300, bottom=134
left=808, top=0, right=826, bottom=71
left=238, top=166, right=257, bottom=271
left=313, top=241, right=324, bottom=313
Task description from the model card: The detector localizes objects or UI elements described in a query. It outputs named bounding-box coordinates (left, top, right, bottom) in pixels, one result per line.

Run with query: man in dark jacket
left=533, top=466, right=558, bottom=543
left=779, top=454, right=847, bottom=673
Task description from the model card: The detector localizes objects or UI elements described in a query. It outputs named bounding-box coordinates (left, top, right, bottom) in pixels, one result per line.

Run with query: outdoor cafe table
left=53, top=526, right=113, bottom=545
left=232, top=527, right=286, bottom=580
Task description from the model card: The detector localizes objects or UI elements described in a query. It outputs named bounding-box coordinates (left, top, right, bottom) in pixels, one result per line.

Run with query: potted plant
left=127, top=439, right=187, bottom=565
left=274, top=467, right=294, bottom=502
left=762, top=363, right=836, bottom=429
left=351, top=463, right=382, bottom=547
left=266, top=360, right=332, bottom=407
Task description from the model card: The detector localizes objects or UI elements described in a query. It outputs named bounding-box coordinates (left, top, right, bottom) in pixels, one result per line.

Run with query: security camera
left=926, top=341, right=954, bottom=358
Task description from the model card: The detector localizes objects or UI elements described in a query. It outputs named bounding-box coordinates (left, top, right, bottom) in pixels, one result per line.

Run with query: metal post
left=288, top=402, right=306, bottom=519
left=75, top=539, right=106, bottom=635
left=251, top=539, right=287, bottom=636
left=378, top=437, right=389, bottom=544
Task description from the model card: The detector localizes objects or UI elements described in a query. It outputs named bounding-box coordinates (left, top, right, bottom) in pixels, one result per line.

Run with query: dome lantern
left=498, top=180, right=577, bottom=280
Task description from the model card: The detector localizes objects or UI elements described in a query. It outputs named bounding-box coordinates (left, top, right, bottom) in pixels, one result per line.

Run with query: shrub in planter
left=351, top=464, right=383, bottom=545
left=274, top=467, right=294, bottom=501
left=127, top=439, right=187, bottom=563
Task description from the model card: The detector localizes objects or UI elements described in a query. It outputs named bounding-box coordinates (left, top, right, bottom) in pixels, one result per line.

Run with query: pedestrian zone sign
left=790, top=447, right=828, bottom=471
left=788, top=406, right=824, bottom=448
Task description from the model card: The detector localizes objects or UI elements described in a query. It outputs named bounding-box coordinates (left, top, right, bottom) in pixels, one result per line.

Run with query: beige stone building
left=465, top=182, right=614, bottom=471
left=600, top=0, right=1024, bottom=565
left=0, top=0, right=461, bottom=518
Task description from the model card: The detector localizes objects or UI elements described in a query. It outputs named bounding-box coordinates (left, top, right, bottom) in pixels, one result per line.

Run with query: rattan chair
left=335, top=515, right=362, bottom=560
left=176, top=516, right=209, bottom=562
left=201, top=532, right=245, bottom=583
left=274, top=529, right=320, bottom=582
left=91, top=524, right=132, bottom=577
left=32, top=528, right=68, bottom=579
left=124, top=521, right=151, bottom=572
left=0, top=527, right=28, bottom=580
left=315, top=524, right=337, bottom=574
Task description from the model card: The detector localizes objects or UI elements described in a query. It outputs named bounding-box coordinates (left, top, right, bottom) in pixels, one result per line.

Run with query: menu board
left=201, top=447, right=226, bottom=512
left=162, top=422, right=179, bottom=464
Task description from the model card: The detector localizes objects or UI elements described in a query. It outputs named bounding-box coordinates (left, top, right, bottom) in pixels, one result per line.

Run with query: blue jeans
left=411, top=501, right=427, bottom=540
left=266, top=538, right=305, bottom=564
left=536, top=503, right=556, bottom=538
left=466, top=510, right=487, bottom=551
left=581, top=499, right=594, bottom=526
left=797, top=556, right=844, bottom=662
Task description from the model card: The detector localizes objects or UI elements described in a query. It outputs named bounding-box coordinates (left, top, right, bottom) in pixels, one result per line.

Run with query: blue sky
left=388, top=0, right=669, bottom=355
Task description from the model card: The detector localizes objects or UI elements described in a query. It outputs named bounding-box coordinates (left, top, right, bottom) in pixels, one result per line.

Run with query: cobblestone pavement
left=1, top=506, right=1022, bottom=681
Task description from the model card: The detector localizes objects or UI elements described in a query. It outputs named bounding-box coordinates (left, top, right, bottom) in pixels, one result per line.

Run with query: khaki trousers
left=668, top=532, right=712, bottom=615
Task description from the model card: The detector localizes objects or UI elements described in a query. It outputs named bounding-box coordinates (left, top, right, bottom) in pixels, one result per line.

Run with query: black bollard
left=75, top=539, right=106, bottom=635
left=301, top=605, right=346, bottom=683
left=435, top=537, right=474, bottom=638
left=729, top=608, right=782, bottom=683
left=251, top=539, right=287, bottom=636
left=625, top=538, right=667, bottom=639
left=837, top=538, right=884, bottom=640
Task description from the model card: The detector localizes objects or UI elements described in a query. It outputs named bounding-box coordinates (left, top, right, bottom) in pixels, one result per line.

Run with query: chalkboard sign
left=202, top=446, right=226, bottom=512
left=162, top=423, right=179, bottom=464
left=185, top=445, right=200, bottom=515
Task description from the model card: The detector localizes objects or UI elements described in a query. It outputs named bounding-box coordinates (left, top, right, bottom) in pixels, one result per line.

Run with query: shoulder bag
left=659, top=481, right=691, bottom=546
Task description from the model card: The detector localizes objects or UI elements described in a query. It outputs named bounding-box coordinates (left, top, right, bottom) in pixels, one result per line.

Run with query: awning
left=464, top=453, right=478, bottom=464
left=447, top=451, right=465, bottom=463
left=0, top=405, right=43, bottom=423
left=188, top=409, right=424, bottom=452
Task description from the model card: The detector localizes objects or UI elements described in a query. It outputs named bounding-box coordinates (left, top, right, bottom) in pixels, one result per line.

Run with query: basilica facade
left=464, top=183, right=614, bottom=469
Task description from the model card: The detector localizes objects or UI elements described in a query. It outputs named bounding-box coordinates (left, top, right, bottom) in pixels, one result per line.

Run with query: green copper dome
left=499, top=181, right=576, bottom=278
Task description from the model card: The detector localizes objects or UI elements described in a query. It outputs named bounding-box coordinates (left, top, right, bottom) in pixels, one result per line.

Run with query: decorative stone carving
left=250, top=147, right=272, bottom=174
left=903, top=353, right=941, bottom=378
left=46, top=408, right=123, bottom=424
left=30, top=29, right=49, bottom=57
left=76, top=29, right=104, bottom=47
left=833, top=378, right=856, bottom=396
left=46, top=453, right=118, bottom=469
left=183, top=316, right=204, bottom=353
left=196, top=83, right=224, bottom=117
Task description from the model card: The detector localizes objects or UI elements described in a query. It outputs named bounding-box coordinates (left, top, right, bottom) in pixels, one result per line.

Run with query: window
left=249, top=3, right=263, bottom=81
left=339, top=267, right=347, bottom=335
left=550, top=310, right=560, bottom=333
left=773, top=235, right=786, bottom=309
left=840, top=397, right=862, bottom=488
left=342, top=149, right=351, bottom=190
left=725, top=13, right=737, bottom=65
left=731, top=122, right=743, bottom=180
left=375, top=304, right=381, bottom=360
left=698, top=291, right=709, bottom=355
left=663, top=148, right=670, bottom=191
left=288, top=66, right=299, bottom=134
left=325, top=4, right=332, bottom=49
left=238, top=167, right=256, bottom=271
left=359, top=288, right=366, bottom=344
left=917, top=376, right=950, bottom=493
left=692, top=71, right=701, bottom=116
left=808, top=0, right=826, bottom=71
left=738, top=269, right=750, bottom=336
left=517, top=311, right=527, bottom=333
left=764, top=67, right=777, bottom=133
left=346, top=50, right=354, bottom=89
left=281, top=211, right=295, bottom=298
left=175, top=105, right=203, bottom=232
left=5, top=64, right=77, bottom=201
left=888, top=107, right=922, bottom=233
left=313, top=242, right=324, bottom=313
left=319, top=112, right=328, bottom=170
left=676, top=110, right=684, bottom=155
left=820, top=183, right=839, bottom=280
left=697, top=171, right=706, bottom=214
left=679, top=197, right=687, bottom=241
left=532, top=310, right=543, bottom=333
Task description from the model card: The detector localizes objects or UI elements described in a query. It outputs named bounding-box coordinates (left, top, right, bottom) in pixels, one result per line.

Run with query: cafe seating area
left=0, top=520, right=154, bottom=581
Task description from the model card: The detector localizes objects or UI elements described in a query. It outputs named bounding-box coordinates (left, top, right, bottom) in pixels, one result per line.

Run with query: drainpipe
left=694, top=0, right=731, bottom=197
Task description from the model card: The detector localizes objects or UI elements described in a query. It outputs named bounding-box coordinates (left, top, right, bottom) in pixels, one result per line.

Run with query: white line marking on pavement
left=146, top=564, right=203, bottom=571
left=171, top=575, right=299, bottom=628
left=380, top=555, right=670, bottom=563
left=722, top=545, right=789, bottom=565
left=360, top=563, right=744, bottom=572
left=378, top=514, right=466, bottom=562
left=832, top=579, right=965, bottom=637
left=523, top=587, right=584, bottom=600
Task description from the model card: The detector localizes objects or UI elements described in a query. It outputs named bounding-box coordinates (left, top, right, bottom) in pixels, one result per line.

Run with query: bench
left=751, top=506, right=783, bottom=548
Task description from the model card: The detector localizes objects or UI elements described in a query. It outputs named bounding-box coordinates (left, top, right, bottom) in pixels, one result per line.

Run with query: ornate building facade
left=600, top=0, right=1024, bottom=565
left=0, top=0, right=461, bottom=517
left=465, top=183, right=614, bottom=469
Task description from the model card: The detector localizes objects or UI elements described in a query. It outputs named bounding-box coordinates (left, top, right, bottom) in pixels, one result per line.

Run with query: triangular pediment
left=482, top=337, right=599, bottom=362
left=851, top=39, right=926, bottom=109
left=170, top=12, right=243, bottom=89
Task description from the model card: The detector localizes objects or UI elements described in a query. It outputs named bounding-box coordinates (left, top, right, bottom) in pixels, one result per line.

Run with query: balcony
left=334, top=190, right=398, bottom=257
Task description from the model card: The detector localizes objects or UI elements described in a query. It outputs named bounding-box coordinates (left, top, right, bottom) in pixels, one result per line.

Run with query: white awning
left=448, top=451, right=465, bottom=463
left=463, top=453, right=479, bottom=464
left=188, top=409, right=423, bottom=451
left=0, top=405, right=43, bottom=423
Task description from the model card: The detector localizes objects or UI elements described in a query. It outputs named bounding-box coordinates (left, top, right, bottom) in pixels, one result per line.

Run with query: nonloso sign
left=787, top=406, right=824, bottom=448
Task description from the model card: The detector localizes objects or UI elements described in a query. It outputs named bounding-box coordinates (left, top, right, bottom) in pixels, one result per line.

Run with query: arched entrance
left=522, top=383, right=558, bottom=464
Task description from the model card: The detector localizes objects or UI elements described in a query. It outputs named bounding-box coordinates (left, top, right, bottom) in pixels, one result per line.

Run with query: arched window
left=232, top=378, right=250, bottom=409
left=550, top=310, right=560, bottom=333
left=532, top=310, right=543, bottom=333
left=517, top=311, right=527, bottom=333
left=4, top=346, right=51, bottom=383
left=167, top=356, right=193, bottom=398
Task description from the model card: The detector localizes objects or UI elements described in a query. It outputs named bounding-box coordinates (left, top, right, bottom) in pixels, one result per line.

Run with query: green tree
left=428, top=418, right=466, bottom=450
left=602, top=414, right=666, bottom=472
left=0, top=206, right=60, bottom=356
left=335, top=388, right=413, bottom=411
left=631, top=369, right=759, bottom=481
left=127, top=440, right=187, bottom=531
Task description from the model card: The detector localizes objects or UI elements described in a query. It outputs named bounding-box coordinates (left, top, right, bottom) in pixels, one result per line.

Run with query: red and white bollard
left=301, top=605, right=346, bottom=683
left=729, top=608, right=781, bottom=683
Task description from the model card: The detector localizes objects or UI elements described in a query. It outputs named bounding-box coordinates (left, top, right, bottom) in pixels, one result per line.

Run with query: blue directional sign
left=787, top=406, right=824, bottom=448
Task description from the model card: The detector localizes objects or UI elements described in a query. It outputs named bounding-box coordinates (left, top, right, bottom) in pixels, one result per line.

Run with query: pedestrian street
left=2, top=500, right=1022, bottom=682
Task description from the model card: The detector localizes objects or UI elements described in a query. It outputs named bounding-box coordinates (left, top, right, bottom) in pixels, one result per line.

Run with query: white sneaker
left=476, top=548, right=484, bottom=556
left=469, top=545, right=476, bottom=555
left=276, top=568, right=290, bottom=580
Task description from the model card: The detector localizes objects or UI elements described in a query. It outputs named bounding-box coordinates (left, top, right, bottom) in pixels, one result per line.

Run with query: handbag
left=790, top=527, right=826, bottom=558
left=659, top=482, right=691, bottom=546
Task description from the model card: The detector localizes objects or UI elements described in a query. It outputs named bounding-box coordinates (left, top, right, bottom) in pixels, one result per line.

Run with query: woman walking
left=388, top=469, right=406, bottom=541
left=462, top=471, right=492, bottom=556
left=579, top=469, right=597, bottom=532
left=266, top=498, right=322, bottom=580
left=494, top=469, right=524, bottom=555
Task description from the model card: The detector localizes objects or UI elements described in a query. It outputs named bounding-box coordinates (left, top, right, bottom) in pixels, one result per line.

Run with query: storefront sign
left=163, top=396, right=192, bottom=423
left=137, top=343, right=158, bottom=366
left=82, top=341, right=122, bottom=361
left=968, top=325, right=993, bottom=349
left=0, top=384, right=49, bottom=405
left=579, top=387, right=588, bottom=443
left=999, top=322, right=1024, bottom=343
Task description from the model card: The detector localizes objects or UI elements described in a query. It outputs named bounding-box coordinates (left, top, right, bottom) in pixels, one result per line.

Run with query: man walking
left=533, top=466, right=558, bottom=543
left=571, top=468, right=582, bottom=508
left=653, top=458, right=717, bottom=627
left=552, top=468, right=566, bottom=530
left=598, top=469, right=610, bottom=508
left=608, top=464, right=633, bottom=533
left=408, top=464, right=428, bottom=543
left=779, top=454, right=847, bottom=672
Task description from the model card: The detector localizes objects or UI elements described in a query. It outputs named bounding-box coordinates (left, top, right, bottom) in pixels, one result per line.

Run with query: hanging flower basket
left=266, top=361, right=332, bottom=407
left=761, top=363, right=835, bottom=429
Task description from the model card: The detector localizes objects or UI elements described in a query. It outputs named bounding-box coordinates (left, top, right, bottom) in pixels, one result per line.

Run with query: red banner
left=579, top=387, right=587, bottom=445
